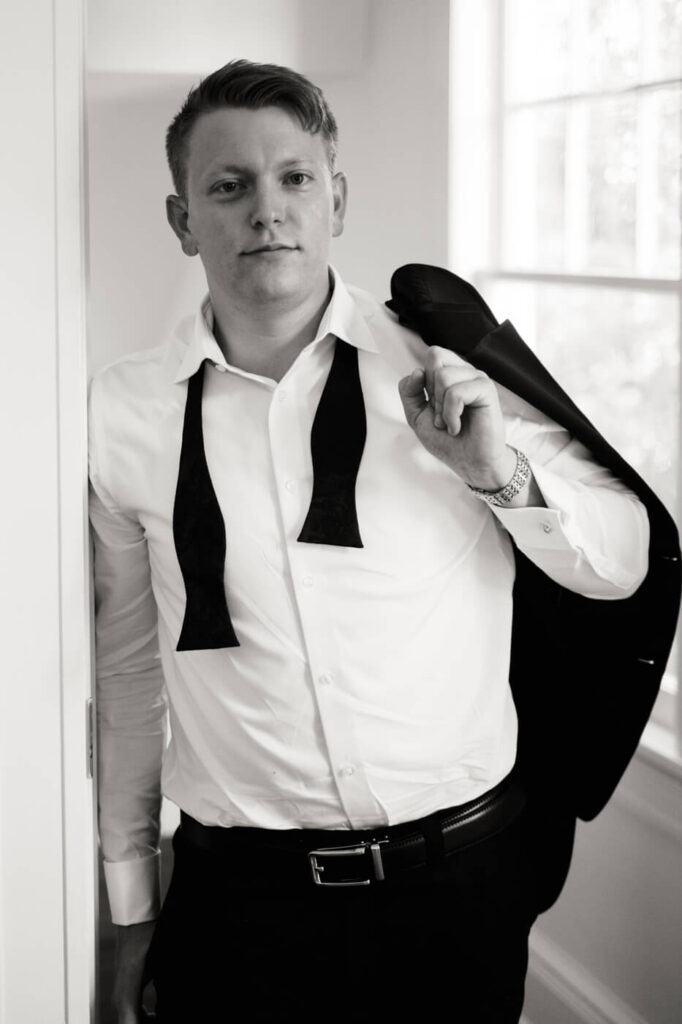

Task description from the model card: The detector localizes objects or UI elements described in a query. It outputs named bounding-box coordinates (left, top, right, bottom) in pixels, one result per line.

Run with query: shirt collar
left=173, top=265, right=378, bottom=384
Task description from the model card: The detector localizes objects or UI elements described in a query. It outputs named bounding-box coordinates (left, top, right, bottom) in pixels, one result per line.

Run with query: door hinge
left=86, top=697, right=94, bottom=778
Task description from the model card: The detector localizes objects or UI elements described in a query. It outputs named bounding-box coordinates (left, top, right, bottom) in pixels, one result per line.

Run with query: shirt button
left=302, top=575, right=314, bottom=588
left=278, top=390, right=287, bottom=402
left=541, top=521, right=553, bottom=534
left=285, top=480, right=296, bottom=493
left=342, top=765, right=355, bottom=777
left=213, top=362, right=227, bottom=373
left=319, top=673, right=333, bottom=687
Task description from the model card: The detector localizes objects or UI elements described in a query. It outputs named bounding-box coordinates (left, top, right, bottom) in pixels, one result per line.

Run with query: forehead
left=185, top=106, right=328, bottom=185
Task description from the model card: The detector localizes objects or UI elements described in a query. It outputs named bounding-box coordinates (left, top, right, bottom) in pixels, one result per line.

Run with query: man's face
left=167, top=105, right=347, bottom=312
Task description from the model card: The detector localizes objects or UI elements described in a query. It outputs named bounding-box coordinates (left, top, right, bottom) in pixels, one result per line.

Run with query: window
left=451, top=0, right=682, bottom=751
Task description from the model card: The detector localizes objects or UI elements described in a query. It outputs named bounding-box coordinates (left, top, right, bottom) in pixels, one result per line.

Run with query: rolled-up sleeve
left=89, top=379, right=167, bottom=925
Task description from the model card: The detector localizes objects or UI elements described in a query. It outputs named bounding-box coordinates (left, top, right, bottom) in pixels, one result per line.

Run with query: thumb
left=398, top=368, right=428, bottom=428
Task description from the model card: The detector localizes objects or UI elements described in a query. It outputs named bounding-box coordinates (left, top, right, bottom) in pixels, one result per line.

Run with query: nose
left=249, top=182, right=284, bottom=229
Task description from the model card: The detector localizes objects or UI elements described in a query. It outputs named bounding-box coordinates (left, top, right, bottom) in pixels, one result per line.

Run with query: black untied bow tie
left=172, top=338, right=367, bottom=651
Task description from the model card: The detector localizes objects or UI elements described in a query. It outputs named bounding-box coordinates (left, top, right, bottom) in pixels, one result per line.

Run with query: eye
left=214, top=180, right=243, bottom=195
left=285, top=172, right=311, bottom=186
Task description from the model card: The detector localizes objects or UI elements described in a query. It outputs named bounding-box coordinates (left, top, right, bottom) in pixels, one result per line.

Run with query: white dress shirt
left=88, top=268, right=649, bottom=925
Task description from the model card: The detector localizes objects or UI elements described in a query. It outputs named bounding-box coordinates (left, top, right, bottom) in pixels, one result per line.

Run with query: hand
left=112, top=920, right=157, bottom=1024
left=398, top=346, right=515, bottom=489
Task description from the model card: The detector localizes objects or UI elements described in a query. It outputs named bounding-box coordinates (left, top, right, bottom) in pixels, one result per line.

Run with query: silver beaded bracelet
left=468, top=447, right=531, bottom=507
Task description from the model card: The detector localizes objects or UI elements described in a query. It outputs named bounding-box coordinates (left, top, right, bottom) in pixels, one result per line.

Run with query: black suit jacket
left=388, top=267, right=682, bottom=824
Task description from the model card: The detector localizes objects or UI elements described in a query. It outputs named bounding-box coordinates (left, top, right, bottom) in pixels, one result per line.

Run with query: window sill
left=637, top=721, right=682, bottom=783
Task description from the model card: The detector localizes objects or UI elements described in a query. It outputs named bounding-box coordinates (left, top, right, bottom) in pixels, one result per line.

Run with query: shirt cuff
left=488, top=459, right=648, bottom=593
left=490, top=502, right=571, bottom=548
left=487, top=459, right=576, bottom=553
left=103, top=851, right=161, bottom=926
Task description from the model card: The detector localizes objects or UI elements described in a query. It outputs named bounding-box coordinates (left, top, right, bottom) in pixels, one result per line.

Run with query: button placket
left=285, top=554, right=382, bottom=824
left=265, top=355, right=384, bottom=828
left=268, top=378, right=306, bottom=537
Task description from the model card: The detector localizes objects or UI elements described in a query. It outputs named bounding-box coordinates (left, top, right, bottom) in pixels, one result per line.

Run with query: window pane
left=505, top=0, right=571, bottom=103
left=583, top=0, right=641, bottom=92
left=485, top=280, right=680, bottom=514
left=586, top=95, right=637, bottom=272
left=645, top=0, right=682, bottom=81
left=655, top=87, right=682, bottom=277
left=501, top=86, right=681, bottom=276
left=504, top=0, right=681, bottom=103
left=502, top=106, right=566, bottom=268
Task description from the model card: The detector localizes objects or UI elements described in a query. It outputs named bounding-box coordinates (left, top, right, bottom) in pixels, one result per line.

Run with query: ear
left=166, top=194, right=199, bottom=256
left=331, top=172, right=348, bottom=239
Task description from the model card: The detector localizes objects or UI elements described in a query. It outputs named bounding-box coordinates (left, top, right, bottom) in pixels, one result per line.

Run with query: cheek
left=189, top=205, right=236, bottom=240
left=304, top=198, right=335, bottom=240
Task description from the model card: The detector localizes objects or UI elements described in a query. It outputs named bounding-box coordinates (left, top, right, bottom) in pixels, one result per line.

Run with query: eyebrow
left=206, top=158, right=317, bottom=178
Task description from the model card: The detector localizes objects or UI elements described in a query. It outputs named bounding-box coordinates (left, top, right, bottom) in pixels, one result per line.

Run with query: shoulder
left=345, top=281, right=475, bottom=376
left=88, top=316, right=192, bottom=413
left=346, top=282, right=433, bottom=369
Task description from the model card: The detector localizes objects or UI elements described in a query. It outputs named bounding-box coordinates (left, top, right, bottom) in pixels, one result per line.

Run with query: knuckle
left=442, top=388, right=462, bottom=413
left=433, top=366, right=447, bottom=389
left=442, top=378, right=461, bottom=397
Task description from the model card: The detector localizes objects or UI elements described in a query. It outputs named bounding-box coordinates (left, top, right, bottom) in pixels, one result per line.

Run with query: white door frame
left=0, top=0, right=96, bottom=1020
left=58, top=0, right=99, bottom=1020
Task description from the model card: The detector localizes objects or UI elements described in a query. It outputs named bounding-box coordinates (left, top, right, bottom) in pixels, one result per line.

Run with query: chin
left=245, top=268, right=308, bottom=305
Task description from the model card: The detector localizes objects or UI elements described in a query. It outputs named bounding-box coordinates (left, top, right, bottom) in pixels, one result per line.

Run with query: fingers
left=422, top=349, right=483, bottom=425
left=440, top=377, right=492, bottom=435
left=423, top=347, right=456, bottom=413
left=424, top=360, right=491, bottom=436
left=401, top=355, right=498, bottom=439
left=398, top=368, right=428, bottom=428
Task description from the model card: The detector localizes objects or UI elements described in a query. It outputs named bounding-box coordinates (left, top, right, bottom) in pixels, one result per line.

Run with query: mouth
left=242, top=244, right=298, bottom=256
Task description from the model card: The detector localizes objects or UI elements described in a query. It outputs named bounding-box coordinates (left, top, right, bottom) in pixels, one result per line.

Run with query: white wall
left=88, top=0, right=371, bottom=78
left=522, top=748, right=682, bottom=1024
left=86, top=0, right=450, bottom=371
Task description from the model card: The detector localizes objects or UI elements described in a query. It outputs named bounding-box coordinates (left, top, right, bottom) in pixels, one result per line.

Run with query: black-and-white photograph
left=1, top=2, right=681, bottom=1022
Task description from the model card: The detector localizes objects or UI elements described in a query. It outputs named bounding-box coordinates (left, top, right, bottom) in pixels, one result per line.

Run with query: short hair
left=166, top=59, right=339, bottom=197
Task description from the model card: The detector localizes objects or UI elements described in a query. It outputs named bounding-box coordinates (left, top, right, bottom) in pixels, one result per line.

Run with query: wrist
left=464, top=446, right=518, bottom=492
left=467, top=447, right=532, bottom=507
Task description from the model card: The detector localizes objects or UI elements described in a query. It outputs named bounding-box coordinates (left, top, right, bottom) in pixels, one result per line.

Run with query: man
left=89, top=60, right=652, bottom=1023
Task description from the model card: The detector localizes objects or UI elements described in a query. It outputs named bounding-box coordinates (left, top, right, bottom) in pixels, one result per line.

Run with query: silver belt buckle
left=308, top=841, right=386, bottom=887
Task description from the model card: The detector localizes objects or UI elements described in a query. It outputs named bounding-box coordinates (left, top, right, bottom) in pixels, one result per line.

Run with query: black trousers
left=146, top=811, right=540, bottom=1023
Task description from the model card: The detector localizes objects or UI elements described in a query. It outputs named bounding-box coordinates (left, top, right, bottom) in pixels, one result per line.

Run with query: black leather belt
left=179, top=772, right=525, bottom=888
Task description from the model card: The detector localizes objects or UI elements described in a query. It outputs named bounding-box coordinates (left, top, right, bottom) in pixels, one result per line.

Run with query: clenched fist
left=398, top=346, right=517, bottom=491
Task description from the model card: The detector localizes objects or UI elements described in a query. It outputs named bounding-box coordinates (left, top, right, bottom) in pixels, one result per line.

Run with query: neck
left=209, top=280, right=333, bottom=382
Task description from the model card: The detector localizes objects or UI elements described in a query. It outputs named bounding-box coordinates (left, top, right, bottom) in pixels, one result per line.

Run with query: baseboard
left=522, top=931, right=649, bottom=1024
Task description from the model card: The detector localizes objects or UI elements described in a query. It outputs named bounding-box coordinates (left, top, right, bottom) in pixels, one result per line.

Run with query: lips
left=242, top=244, right=298, bottom=255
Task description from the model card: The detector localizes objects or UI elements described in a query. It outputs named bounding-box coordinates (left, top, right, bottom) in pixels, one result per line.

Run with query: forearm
left=98, top=664, right=167, bottom=924
left=112, top=919, right=157, bottom=1023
